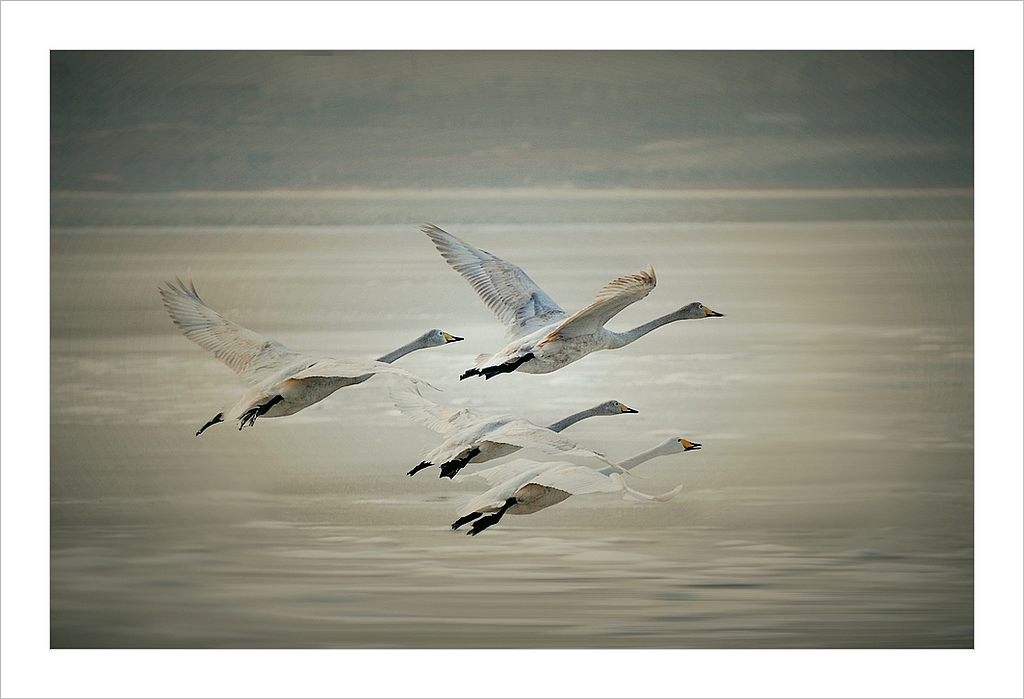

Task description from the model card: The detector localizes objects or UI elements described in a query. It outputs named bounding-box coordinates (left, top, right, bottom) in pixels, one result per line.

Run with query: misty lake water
left=50, top=218, right=973, bottom=648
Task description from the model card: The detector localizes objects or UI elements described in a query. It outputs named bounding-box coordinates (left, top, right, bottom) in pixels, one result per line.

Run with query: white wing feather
left=421, top=223, right=567, bottom=340
left=160, top=274, right=303, bottom=385
left=290, top=358, right=434, bottom=389
left=389, top=382, right=483, bottom=433
left=455, top=461, right=557, bottom=517
left=540, top=266, right=657, bottom=344
left=390, top=383, right=622, bottom=470
left=481, top=420, right=618, bottom=468
left=454, top=458, right=556, bottom=486
left=528, top=463, right=622, bottom=495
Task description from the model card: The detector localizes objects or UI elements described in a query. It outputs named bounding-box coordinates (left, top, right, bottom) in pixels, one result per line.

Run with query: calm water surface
left=50, top=221, right=973, bottom=648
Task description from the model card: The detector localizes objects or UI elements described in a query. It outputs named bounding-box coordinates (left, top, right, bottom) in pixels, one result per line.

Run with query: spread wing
left=160, top=274, right=303, bottom=385
left=481, top=419, right=618, bottom=468
left=290, top=358, right=434, bottom=390
left=455, top=462, right=619, bottom=518
left=454, top=460, right=557, bottom=516
left=388, top=382, right=484, bottom=434
left=455, top=458, right=558, bottom=487
left=529, top=463, right=622, bottom=496
left=539, top=266, right=657, bottom=344
left=421, top=223, right=567, bottom=340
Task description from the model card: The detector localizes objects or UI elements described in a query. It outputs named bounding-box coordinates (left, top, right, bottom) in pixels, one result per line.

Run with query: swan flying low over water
left=452, top=436, right=702, bottom=535
left=160, top=274, right=460, bottom=435
left=390, top=382, right=632, bottom=478
left=421, top=223, right=723, bottom=380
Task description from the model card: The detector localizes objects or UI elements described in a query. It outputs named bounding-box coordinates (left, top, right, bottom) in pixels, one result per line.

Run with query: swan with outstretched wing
left=160, top=274, right=459, bottom=434
left=451, top=437, right=703, bottom=535
left=421, top=224, right=722, bottom=380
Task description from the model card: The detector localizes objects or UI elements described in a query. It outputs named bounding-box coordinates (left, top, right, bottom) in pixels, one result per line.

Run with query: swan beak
left=619, top=403, right=639, bottom=414
left=442, top=333, right=464, bottom=343
left=680, top=439, right=702, bottom=451
left=702, top=306, right=724, bottom=318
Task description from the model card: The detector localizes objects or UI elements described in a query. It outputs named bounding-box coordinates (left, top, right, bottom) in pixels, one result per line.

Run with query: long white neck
left=607, top=310, right=688, bottom=349
left=341, top=334, right=436, bottom=387
left=376, top=334, right=433, bottom=364
left=547, top=405, right=611, bottom=433
left=598, top=441, right=682, bottom=475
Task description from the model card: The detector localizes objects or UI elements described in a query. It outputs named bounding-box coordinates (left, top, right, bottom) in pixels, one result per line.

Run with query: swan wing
left=455, top=484, right=516, bottom=518
left=481, top=420, right=618, bottom=468
left=529, top=463, right=621, bottom=495
left=455, top=458, right=559, bottom=487
left=291, top=358, right=435, bottom=389
left=160, top=274, right=303, bottom=385
left=539, top=265, right=657, bottom=343
left=454, top=461, right=557, bottom=516
left=388, top=382, right=484, bottom=433
left=421, top=223, right=567, bottom=340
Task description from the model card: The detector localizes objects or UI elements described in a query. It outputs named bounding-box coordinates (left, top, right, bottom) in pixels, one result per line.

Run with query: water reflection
left=51, top=220, right=973, bottom=648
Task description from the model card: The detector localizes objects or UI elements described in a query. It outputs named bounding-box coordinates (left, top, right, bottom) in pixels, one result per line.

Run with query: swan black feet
left=238, top=408, right=259, bottom=430
left=196, top=412, right=224, bottom=436
left=460, top=353, right=535, bottom=381
left=451, top=511, right=484, bottom=530
left=466, top=497, right=517, bottom=536
left=237, top=395, right=284, bottom=430
left=407, top=461, right=432, bottom=477
left=438, top=447, right=481, bottom=479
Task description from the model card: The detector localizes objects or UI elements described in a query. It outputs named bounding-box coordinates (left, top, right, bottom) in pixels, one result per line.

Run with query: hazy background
left=49, top=51, right=973, bottom=652
left=50, top=50, right=972, bottom=225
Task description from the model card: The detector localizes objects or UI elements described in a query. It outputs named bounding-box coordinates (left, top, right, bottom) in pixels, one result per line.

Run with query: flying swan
left=160, top=274, right=460, bottom=435
left=421, top=223, right=723, bottom=380
left=390, top=382, right=634, bottom=478
left=451, top=436, right=702, bottom=535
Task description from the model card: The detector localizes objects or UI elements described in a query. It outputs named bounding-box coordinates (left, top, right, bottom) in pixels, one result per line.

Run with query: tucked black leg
left=468, top=497, right=517, bottom=536
left=239, top=409, right=257, bottom=430
left=482, top=353, right=535, bottom=380
left=438, top=447, right=481, bottom=479
left=238, top=394, right=284, bottom=430
left=196, top=412, right=224, bottom=436
left=407, top=461, right=432, bottom=477
left=451, top=511, right=484, bottom=530
left=461, top=353, right=535, bottom=381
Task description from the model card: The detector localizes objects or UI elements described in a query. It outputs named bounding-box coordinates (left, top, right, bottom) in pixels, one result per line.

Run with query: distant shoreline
left=50, top=187, right=974, bottom=228
left=52, top=186, right=974, bottom=201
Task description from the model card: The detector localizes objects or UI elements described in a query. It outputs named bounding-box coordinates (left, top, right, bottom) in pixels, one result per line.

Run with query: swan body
left=421, top=223, right=723, bottom=380
left=391, top=383, right=635, bottom=478
left=160, top=274, right=460, bottom=434
left=452, top=437, right=702, bottom=535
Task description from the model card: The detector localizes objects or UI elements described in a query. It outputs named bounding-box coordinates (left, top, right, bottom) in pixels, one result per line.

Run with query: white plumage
left=160, top=274, right=460, bottom=434
left=421, top=223, right=723, bottom=380
left=390, top=382, right=634, bottom=478
left=451, top=437, right=702, bottom=535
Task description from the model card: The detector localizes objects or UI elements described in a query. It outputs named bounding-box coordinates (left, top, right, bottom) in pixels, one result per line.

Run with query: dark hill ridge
left=51, top=51, right=973, bottom=194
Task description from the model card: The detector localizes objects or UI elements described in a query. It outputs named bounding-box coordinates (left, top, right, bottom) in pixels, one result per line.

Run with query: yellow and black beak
left=680, top=439, right=702, bottom=451
left=702, top=306, right=724, bottom=318
left=618, top=403, right=639, bottom=414
left=442, top=332, right=464, bottom=343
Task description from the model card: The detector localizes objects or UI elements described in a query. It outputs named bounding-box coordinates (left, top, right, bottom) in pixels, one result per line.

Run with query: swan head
left=657, top=437, right=702, bottom=454
left=592, top=400, right=639, bottom=416
left=421, top=329, right=465, bottom=346
left=677, top=301, right=724, bottom=319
